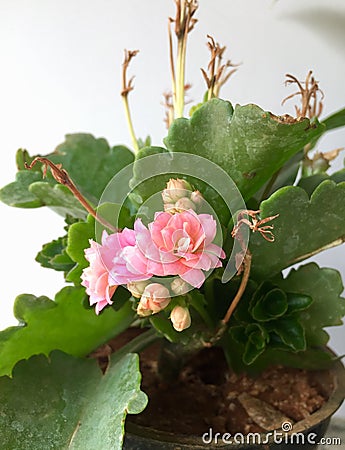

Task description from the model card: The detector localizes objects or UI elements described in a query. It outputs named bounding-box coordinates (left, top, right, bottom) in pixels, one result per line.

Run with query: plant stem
left=175, top=35, right=187, bottom=118
left=222, top=250, right=252, bottom=324
left=121, top=50, right=139, bottom=152
left=122, top=95, right=139, bottom=152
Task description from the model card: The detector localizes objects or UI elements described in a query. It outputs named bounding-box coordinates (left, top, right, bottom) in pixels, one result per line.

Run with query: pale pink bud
left=162, top=178, right=192, bottom=203
left=136, top=302, right=153, bottom=317
left=190, top=190, right=204, bottom=206
left=170, top=306, right=191, bottom=332
left=174, top=197, right=196, bottom=212
left=138, top=283, right=171, bottom=315
left=127, top=280, right=149, bottom=298
left=171, top=278, right=190, bottom=295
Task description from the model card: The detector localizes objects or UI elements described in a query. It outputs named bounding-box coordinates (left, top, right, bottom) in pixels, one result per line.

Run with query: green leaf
left=253, top=152, right=303, bottom=204
left=275, top=263, right=345, bottom=346
left=298, top=167, right=345, bottom=196
left=251, top=288, right=288, bottom=321
left=243, top=324, right=268, bottom=364
left=36, top=236, right=74, bottom=273
left=29, top=183, right=87, bottom=219
left=48, top=134, right=134, bottom=202
left=0, top=134, right=134, bottom=217
left=0, top=171, right=43, bottom=208
left=250, top=181, right=345, bottom=278
left=0, top=286, right=134, bottom=377
left=0, top=351, right=147, bottom=450
left=164, top=99, right=324, bottom=200
left=286, top=293, right=313, bottom=315
left=322, top=107, right=345, bottom=131
left=269, top=317, right=306, bottom=351
left=65, top=215, right=95, bottom=284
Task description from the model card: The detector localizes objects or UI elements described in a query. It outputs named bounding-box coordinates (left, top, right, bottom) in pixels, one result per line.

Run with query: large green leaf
left=0, top=171, right=43, bottom=208
left=0, top=134, right=134, bottom=217
left=322, top=107, right=345, bottom=131
left=275, top=263, right=345, bottom=346
left=250, top=180, right=345, bottom=278
left=48, top=134, right=134, bottom=202
left=29, top=183, right=87, bottom=218
left=164, top=98, right=324, bottom=200
left=0, top=286, right=134, bottom=377
left=0, top=351, right=147, bottom=450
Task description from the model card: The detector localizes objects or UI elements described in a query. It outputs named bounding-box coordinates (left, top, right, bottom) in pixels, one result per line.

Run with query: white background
left=0, top=0, right=344, bottom=416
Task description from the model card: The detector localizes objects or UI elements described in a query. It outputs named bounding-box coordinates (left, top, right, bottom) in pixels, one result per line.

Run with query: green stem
left=122, top=96, right=139, bottom=152
left=111, top=328, right=160, bottom=366
left=175, top=39, right=184, bottom=118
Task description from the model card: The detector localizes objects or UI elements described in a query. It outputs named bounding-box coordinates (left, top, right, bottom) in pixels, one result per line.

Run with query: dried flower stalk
left=282, top=70, right=324, bottom=119
left=121, top=49, right=140, bottom=152
left=201, top=35, right=239, bottom=100
left=222, top=210, right=279, bottom=325
left=169, top=0, right=198, bottom=118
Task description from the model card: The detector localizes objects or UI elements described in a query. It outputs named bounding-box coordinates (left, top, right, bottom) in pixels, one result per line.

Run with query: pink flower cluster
left=81, top=179, right=226, bottom=327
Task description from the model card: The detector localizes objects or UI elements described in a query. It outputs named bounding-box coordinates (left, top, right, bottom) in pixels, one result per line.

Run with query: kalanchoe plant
left=1, top=1, right=345, bottom=448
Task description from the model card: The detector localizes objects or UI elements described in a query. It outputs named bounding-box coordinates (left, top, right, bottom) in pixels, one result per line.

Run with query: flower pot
left=123, top=356, right=345, bottom=450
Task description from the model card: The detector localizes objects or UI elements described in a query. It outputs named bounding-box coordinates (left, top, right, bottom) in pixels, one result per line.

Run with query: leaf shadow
left=283, top=7, right=345, bottom=54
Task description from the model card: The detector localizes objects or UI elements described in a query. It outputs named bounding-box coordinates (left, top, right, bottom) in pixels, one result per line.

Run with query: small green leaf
left=269, top=317, right=306, bottom=351
left=243, top=324, right=268, bottom=365
left=286, top=293, right=313, bottom=315
left=36, top=236, right=74, bottom=272
left=251, top=288, right=288, bottom=321
left=0, top=287, right=134, bottom=377
left=275, top=263, right=345, bottom=346
left=66, top=215, right=95, bottom=284
left=0, top=352, right=147, bottom=450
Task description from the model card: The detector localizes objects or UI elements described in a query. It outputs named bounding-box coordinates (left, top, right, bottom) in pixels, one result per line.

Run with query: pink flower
left=81, top=238, right=117, bottom=315
left=131, top=210, right=225, bottom=288
left=136, top=283, right=171, bottom=316
left=82, top=229, right=151, bottom=314
left=170, top=306, right=191, bottom=331
left=106, top=229, right=152, bottom=285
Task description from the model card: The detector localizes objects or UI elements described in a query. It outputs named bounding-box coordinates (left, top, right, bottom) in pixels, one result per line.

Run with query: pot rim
left=126, top=353, right=345, bottom=447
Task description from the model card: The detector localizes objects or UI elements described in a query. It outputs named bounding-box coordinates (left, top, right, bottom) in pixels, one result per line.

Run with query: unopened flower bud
left=136, top=302, right=153, bottom=317
left=171, top=278, right=190, bottom=295
left=190, top=190, right=204, bottom=206
left=137, top=283, right=171, bottom=315
left=127, top=280, right=148, bottom=298
left=170, top=306, right=191, bottom=332
left=174, top=197, right=196, bottom=212
left=162, top=178, right=192, bottom=204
